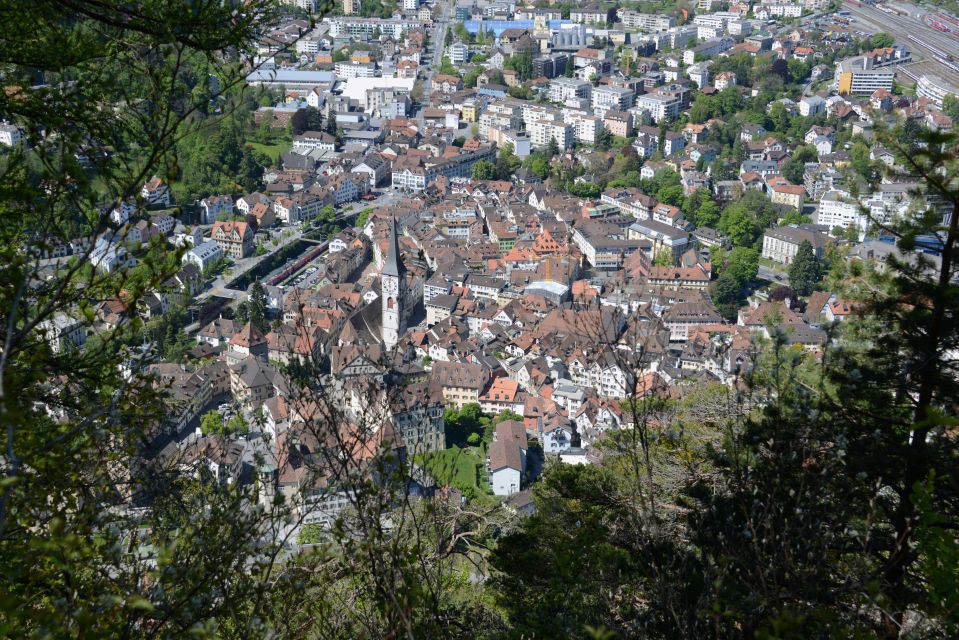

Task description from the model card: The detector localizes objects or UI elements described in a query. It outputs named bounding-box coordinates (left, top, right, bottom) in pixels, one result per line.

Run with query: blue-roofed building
left=478, top=85, right=508, bottom=99
left=463, top=19, right=572, bottom=36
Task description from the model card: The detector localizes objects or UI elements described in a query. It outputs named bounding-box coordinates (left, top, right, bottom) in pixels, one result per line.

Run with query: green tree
left=781, top=144, right=818, bottom=184
left=546, top=137, right=561, bottom=158
left=303, top=106, right=324, bottom=131
left=780, top=209, right=811, bottom=226
left=719, top=203, right=762, bottom=247
left=238, top=146, right=265, bottom=192
left=768, top=101, right=791, bottom=132
left=356, top=207, right=374, bottom=228
left=319, top=204, right=336, bottom=223
left=869, top=32, right=895, bottom=48
left=471, top=159, right=496, bottom=180
left=526, top=152, right=551, bottom=179
left=656, top=184, right=685, bottom=207
left=712, top=271, right=743, bottom=321
left=462, top=66, right=483, bottom=88
left=444, top=403, right=484, bottom=447
left=653, top=251, right=673, bottom=267
left=226, top=413, right=248, bottom=435
left=495, top=142, right=521, bottom=179
left=722, top=246, right=759, bottom=286
left=943, top=93, right=959, bottom=121
left=200, top=410, right=225, bottom=435
left=247, top=280, right=269, bottom=333
left=850, top=141, right=874, bottom=181
left=438, top=56, right=460, bottom=77
left=694, top=198, right=721, bottom=228
left=718, top=190, right=775, bottom=248
left=787, top=239, right=820, bottom=295
left=505, top=49, right=534, bottom=81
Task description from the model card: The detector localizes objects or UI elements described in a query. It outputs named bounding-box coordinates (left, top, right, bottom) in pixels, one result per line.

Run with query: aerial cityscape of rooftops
left=3, top=0, right=959, bottom=636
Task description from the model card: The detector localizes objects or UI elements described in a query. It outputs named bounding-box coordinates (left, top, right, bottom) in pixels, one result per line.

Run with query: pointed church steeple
left=381, top=218, right=406, bottom=350
left=382, top=218, right=405, bottom=279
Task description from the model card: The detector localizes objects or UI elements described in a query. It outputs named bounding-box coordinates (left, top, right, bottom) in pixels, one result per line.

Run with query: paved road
left=200, top=225, right=309, bottom=301
left=419, top=0, right=453, bottom=119
left=758, top=264, right=790, bottom=285
left=199, top=192, right=404, bottom=300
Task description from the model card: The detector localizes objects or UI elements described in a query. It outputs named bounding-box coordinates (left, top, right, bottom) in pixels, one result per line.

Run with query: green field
left=418, top=445, right=491, bottom=498
left=246, top=139, right=292, bottom=163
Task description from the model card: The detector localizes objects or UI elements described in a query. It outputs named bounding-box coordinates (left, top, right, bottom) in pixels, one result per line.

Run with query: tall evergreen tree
left=304, top=106, right=324, bottom=132
left=788, top=239, right=820, bottom=295
left=247, top=280, right=269, bottom=333
left=238, top=146, right=264, bottom=192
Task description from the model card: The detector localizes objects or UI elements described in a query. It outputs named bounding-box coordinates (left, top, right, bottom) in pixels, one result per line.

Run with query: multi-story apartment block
left=619, top=11, right=675, bottom=31
left=683, top=37, right=734, bottom=64
left=326, top=17, right=420, bottom=40
left=37, top=313, right=86, bottom=354
left=533, top=53, right=570, bottom=79
left=334, top=60, right=376, bottom=78
left=527, top=117, right=574, bottom=149
left=445, top=41, right=470, bottom=64
left=548, top=77, right=592, bottom=104
left=211, top=220, right=254, bottom=260
left=391, top=145, right=497, bottom=191
left=591, top=85, right=635, bottom=113
left=635, top=93, right=681, bottom=122
left=916, top=73, right=959, bottom=109
left=565, top=112, right=604, bottom=145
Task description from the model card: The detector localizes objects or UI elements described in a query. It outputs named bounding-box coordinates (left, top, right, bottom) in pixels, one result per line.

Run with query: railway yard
left=843, top=1, right=959, bottom=88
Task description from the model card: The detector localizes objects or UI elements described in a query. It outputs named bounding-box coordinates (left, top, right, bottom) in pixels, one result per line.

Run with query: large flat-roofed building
left=619, top=11, right=675, bottom=31
left=548, top=77, right=592, bottom=103
left=917, top=74, right=959, bottom=109
left=635, top=93, right=681, bottom=122
left=835, top=57, right=895, bottom=95
left=245, top=69, right=335, bottom=92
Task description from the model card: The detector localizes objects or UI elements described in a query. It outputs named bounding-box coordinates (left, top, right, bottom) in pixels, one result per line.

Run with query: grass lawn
left=418, top=445, right=491, bottom=497
left=246, top=139, right=291, bottom=163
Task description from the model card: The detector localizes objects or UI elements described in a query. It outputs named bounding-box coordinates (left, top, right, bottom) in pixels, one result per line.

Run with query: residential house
left=182, top=239, right=223, bottom=271
left=199, top=195, right=235, bottom=224
left=487, top=420, right=528, bottom=496
left=211, top=220, right=254, bottom=259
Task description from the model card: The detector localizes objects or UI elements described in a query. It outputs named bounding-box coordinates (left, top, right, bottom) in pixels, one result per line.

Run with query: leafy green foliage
left=356, top=207, right=374, bottom=228
left=359, top=0, right=397, bottom=18
left=462, top=66, right=483, bottom=88
left=443, top=403, right=484, bottom=447
left=721, top=246, right=760, bottom=286
left=471, top=160, right=496, bottom=181
left=781, top=144, right=818, bottom=184
left=491, top=465, right=638, bottom=638
left=504, top=49, right=534, bottom=81
left=712, top=271, right=743, bottom=321
left=685, top=188, right=721, bottom=228
left=298, top=523, right=325, bottom=545
left=438, top=56, right=460, bottom=78
left=718, top=190, right=776, bottom=248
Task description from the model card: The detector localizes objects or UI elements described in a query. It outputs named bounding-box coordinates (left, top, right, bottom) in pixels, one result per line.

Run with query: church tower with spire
left=381, top=219, right=406, bottom=350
